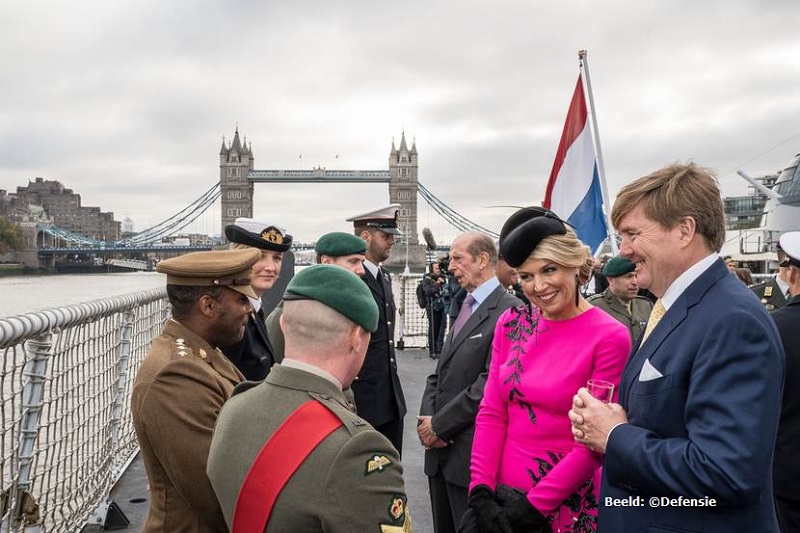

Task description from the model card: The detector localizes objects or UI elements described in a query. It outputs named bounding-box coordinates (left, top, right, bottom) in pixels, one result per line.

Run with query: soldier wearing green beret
left=266, top=232, right=367, bottom=363
left=132, top=248, right=261, bottom=532
left=588, top=256, right=654, bottom=343
left=208, top=265, right=413, bottom=533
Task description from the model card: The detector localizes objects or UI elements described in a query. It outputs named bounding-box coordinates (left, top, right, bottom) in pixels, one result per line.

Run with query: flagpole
left=579, top=49, right=618, bottom=255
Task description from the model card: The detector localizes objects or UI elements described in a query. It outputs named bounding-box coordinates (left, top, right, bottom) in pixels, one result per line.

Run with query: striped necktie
left=640, top=299, right=666, bottom=345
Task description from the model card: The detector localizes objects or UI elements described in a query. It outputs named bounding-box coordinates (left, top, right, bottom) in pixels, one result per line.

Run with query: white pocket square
left=469, top=333, right=483, bottom=339
left=638, top=358, right=663, bottom=382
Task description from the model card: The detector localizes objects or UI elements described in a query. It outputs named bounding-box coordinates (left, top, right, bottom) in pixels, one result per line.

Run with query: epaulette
left=308, top=391, right=370, bottom=435
left=587, top=294, right=603, bottom=302
left=172, top=337, right=210, bottom=361
left=232, top=380, right=262, bottom=396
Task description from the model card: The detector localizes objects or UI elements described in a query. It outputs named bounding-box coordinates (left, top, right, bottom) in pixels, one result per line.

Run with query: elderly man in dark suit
left=346, top=204, right=407, bottom=455
left=222, top=217, right=292, bottom=381
left=772, top=231, right=800, bottom=533
left=570, top=163, right=784, bottom=532
left=418, top=231, right=520, bottom=533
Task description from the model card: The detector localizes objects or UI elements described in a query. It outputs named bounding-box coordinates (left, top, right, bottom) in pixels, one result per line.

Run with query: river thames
left=0, top=272, right=165, bottom=318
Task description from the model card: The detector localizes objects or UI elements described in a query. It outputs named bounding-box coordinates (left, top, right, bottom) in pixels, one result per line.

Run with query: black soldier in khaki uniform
left=132, top=248, right=260, bottom=532
left=588, top=255, right=653, bottom=343
left=208, top=265, right=412, bottom=533
left=266, top=231, right=367, bottom=363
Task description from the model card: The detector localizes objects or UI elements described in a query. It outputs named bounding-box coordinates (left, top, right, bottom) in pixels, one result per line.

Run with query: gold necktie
left=641, top=299, right=666, bottom=345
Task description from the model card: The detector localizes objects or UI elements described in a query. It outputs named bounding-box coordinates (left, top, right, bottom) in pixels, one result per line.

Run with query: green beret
left=602, top=256, right=636, bottom=277
left=284, top=264, right=378, bottom=332
left=315, top=232, right=367, bottom=257
left=156, top=249, right=261, bottom=298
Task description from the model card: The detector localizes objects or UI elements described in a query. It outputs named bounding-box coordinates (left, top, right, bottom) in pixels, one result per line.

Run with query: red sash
left=232, top=400, right=343, bottom=533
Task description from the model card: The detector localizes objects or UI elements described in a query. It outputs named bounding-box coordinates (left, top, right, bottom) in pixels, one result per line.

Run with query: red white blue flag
left=543, top=74, right=608, bottom=254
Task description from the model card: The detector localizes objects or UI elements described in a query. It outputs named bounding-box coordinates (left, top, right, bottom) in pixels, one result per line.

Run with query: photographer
left=422, top=261, right=447, bottom=359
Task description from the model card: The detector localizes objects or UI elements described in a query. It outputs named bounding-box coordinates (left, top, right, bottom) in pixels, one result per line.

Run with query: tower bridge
left=219, top=128, right=421, bottom=247
left=28, top=128, right=497, bottom=271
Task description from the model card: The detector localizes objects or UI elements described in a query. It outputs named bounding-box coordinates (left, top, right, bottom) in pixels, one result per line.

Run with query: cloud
left=1, top=0, right=799, bottom=244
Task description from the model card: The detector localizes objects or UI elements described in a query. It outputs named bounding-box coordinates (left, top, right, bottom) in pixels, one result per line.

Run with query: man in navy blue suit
left=569, top=163, right=784, bottom=532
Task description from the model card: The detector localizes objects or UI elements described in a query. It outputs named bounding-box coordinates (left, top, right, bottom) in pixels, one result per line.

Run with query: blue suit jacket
left=600, top=258, right=785, bottom=532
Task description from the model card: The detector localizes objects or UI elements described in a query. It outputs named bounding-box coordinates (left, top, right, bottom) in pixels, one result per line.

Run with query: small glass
left=586, top=379, right=614, bottom=403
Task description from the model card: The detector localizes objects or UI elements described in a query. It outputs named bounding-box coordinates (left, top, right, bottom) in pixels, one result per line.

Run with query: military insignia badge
left=365, top=454, right=392, bottom=475
left=764, top=285, right=773, bottom=297
left=380, top=498, right=412, bottom=532
left=261, top=227, right=284, bottom=244
left=198, top=349, right=207, bottom=360
left=389, top=497, right=404, bottom=520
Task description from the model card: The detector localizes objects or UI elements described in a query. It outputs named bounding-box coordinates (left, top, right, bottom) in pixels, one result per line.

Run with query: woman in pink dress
left=464, top=208, right=631, bottom=533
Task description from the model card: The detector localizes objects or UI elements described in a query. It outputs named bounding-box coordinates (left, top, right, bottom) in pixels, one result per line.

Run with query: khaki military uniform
left=589, top=288, right=654, bottom=343
left=208, top=364, right=412, bottom=533
left=750, top=277, right=789, bottom=311
left=131, top=319, right=243, bottom=532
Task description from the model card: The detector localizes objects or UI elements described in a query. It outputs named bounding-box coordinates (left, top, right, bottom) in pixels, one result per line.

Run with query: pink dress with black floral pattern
left=470, top=305, right=630, bottom=533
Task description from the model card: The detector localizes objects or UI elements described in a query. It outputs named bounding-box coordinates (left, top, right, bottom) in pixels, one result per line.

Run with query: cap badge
left=261, top=227, right=284, bottom=245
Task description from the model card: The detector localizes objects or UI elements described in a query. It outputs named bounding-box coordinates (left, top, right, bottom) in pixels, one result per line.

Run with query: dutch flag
left=543, top=74, right=608, bottom=254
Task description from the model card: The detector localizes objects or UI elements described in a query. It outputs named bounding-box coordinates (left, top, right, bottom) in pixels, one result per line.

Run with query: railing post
left=109, top=309, right=135, bottom=454
left=4, top=334, right=51, bottom=532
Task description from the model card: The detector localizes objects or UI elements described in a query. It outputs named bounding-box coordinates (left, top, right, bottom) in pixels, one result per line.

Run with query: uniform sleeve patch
left=380, top=499, right=412, bottom=532
left=364, top=454, right=392, bottom=475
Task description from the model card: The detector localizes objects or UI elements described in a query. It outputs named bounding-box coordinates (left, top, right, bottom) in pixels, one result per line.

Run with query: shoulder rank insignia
left=198, top=349, right=207, bottom=360
left=763, top=285, right=773, bottom=297
left=381, top=498, right=412, bottom=532
left=365, top=454, right=392, bottom=475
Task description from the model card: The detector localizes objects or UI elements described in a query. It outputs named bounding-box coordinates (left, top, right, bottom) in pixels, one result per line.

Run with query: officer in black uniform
left=221, top=218, right=292, bottom=381
left=346, top=204, right=407, bottom=455
left=751, top=243, right=791, bottom=311
left=771, top=231, right=800, bottom=533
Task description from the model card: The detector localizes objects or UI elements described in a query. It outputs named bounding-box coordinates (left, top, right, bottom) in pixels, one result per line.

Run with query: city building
left=11, top=178, right=120, bottom=240
left=723, top=173, right=777, bottom=230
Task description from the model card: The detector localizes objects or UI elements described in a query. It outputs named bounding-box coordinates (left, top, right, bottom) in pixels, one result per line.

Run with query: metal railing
left=397, top=272, right=442, bottom=350
left=0, top=289, right=169, bottom=532
left=0, top=275, right=430, bottom=531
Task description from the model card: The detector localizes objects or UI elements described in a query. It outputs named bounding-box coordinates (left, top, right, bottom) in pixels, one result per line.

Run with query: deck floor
left=105, top=347, right=438, bottom=532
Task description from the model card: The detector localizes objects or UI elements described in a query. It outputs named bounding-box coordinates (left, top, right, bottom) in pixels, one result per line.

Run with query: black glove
left=495, top=484, right=548, bottom=533
left=467, top=485, right=514, bottom=533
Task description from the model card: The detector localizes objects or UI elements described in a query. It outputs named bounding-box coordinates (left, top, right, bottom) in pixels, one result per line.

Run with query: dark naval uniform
left=355, top=265, right=407, bottom=453
left=207, top=364, right=412, bottom=533
left=132, top=319, right=243, bottom=532
left=773, top=294, right=800, bottom=531
left=221, top=306, right=275, bottom=381
left=751, top=277, right=789, bottom=311
left=588, top=288, right=654, bottom=343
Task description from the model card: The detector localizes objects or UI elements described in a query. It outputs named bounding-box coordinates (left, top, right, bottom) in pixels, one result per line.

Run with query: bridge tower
left=389, top=132, right=419, bottom=246
left=219, top=128, right=254, bottom=235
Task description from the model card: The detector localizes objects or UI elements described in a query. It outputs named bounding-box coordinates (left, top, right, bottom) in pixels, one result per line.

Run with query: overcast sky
left=2, top=0, right=799, bottom=244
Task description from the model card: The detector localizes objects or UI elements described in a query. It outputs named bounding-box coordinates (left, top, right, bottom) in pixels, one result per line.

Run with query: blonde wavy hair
left=528, top=227, right=593, bottom=284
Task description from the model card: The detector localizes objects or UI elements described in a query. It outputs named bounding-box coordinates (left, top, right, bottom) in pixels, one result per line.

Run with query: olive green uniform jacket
left=588, top=289, right=654, bottom=343
left=207, top=364, right=412, bottom=533
left=131, top=318, right=243, bottom=532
